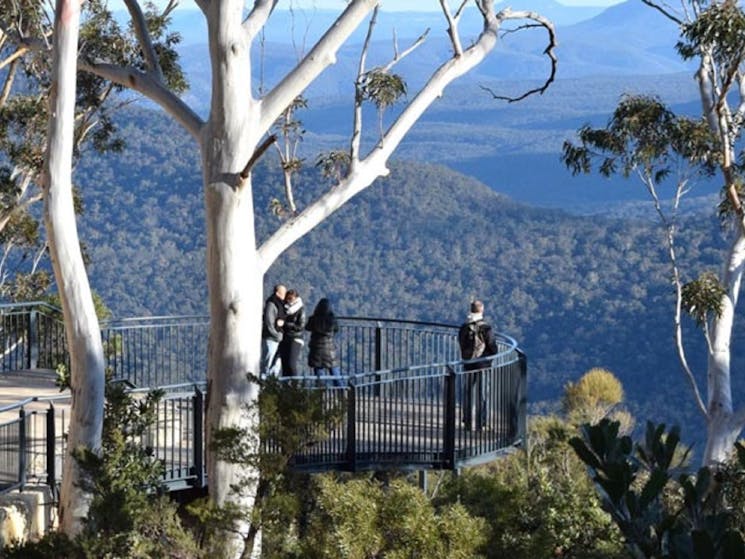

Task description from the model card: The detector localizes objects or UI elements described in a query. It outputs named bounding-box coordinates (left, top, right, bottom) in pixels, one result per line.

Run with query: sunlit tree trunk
left=42, top=0, right=105, bottom=534
left=69, top=1, right=556, bottom=556
left=702, top=231, right=745, bottom=464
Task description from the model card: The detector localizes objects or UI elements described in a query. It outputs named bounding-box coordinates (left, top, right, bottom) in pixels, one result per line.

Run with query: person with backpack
left=458, top=299, right=498, bottom=431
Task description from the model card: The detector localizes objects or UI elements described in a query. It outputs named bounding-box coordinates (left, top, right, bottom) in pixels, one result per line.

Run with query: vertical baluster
left=193, top=387, right=204, bottom=487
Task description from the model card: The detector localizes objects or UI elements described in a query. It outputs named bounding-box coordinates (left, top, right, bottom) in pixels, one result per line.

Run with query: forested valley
left=74, top=106, right=732, bottom=449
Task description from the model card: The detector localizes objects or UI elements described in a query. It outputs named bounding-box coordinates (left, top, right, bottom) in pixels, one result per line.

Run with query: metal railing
left=286, top=340, right=526, bottom=472
left=0, top=303, right=527, bottom=493
left=1, top=304, right=467, bottom=386
left=0, top=394, right=69, bottom=494
left=0, top=302, right=68, bottom=372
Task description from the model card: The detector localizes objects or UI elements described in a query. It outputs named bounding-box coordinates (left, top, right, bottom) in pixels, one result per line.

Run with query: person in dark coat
left=262, top=284, right=286, bottom=377
left=458, top=299, right=498, bottom=431
left=279, top=289, right=306, bottom=376
left=305, top=298, right=342, bottom=385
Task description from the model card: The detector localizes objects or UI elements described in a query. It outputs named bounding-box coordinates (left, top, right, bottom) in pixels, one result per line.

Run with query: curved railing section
left=0, top=304, right=527, bottom=492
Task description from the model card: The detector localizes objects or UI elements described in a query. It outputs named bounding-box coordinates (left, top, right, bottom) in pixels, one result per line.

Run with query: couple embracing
left=261, top=284, right=342, bottom=384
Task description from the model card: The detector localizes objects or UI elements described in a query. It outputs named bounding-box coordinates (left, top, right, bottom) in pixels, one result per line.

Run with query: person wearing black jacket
left=458, top=300, right=498, bottom=431
left=262, top=284, right=286, bottom=377
left=305, top=298, right=342, bottom=386
left=279, top=289, right=306, bottom=376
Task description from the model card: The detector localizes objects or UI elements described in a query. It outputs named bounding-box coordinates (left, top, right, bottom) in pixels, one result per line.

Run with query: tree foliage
left=0, top=0, right=185, bottom=303
left=571, top=419, right=745, bottom=559
left=563, top=367, right=631, bottom=429
left=436, top=415, right=624, bottom=559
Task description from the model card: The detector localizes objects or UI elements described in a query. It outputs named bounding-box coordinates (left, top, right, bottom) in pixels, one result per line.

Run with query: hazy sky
left=289, top=0, right=624, bottom=9
left=111, top=0, right=626, bottom=14
left=122, top=0, right=626, bottom=12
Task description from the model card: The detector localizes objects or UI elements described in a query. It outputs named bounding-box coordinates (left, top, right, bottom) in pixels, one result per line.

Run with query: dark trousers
left=280, top=337, right=304, bottom=376
left=462, top=363, right=489, bottom=430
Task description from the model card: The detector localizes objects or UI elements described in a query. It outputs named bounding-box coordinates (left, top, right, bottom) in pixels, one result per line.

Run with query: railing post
left=374, top=324, right=382, bottom=372
left=46, top=403, right=56, bottom=489
left=18, top=408, right=27, bottom=489
left=374, top=323, right=382, bottom=397
left=345, top=380, right=357, bottom=472
left=28, top=309, right=39, bottom=369
left=517, top=350, right=528, bottom=451
left=418, top=470, right=428, bottom=493
left=443, top=366, right=457, bottom=469
left=193, top=386, right=204, bottom=488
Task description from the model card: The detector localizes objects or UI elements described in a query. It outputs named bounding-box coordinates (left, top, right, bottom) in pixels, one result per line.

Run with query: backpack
left=461, top=321, right=486, bottom=360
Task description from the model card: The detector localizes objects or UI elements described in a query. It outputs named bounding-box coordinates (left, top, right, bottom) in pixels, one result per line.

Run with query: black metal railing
left=1, top=304, right=465, bottom=386
left=0, top=395, right=68, bottom=493
left=0, top=302, right=68, bottom=372
left=0, top=302, right=527, bottom=494
left=0, top=350, right=526, bottom=495
left=286, top=344, right=526, bottom=472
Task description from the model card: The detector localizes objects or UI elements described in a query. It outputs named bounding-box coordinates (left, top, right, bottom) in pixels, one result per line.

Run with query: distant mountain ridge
left=165, top=2, right=606, bottom=47
left=170, top=0, right=688, bottom=107
left=74, top=106, right=736, bottom=450
left=162, top=0, right=704, bottom=212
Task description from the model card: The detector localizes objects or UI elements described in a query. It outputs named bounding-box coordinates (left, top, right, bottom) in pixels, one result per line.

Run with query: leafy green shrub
left=571, top=419, right=745, bottom=559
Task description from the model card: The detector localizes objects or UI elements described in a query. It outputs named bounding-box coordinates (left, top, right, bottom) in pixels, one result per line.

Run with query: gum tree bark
left=42, top=0, right=105, bottom=534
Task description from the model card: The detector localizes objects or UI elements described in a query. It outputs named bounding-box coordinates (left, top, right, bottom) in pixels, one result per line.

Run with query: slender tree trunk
left=702, top=231, right=745, bottom=464
left=43, top=0, right=105, bottom=534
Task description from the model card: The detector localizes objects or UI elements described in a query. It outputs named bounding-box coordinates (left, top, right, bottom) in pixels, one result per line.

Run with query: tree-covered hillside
left=75, top=107, right=736, bottom=447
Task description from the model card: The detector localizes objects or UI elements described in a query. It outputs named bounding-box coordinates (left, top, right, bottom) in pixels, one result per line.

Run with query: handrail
left=0, top=302, right=527, bottom=496
left=0, top=392, right=71, bottom=415
left=0, top=301, right=61, bottom=313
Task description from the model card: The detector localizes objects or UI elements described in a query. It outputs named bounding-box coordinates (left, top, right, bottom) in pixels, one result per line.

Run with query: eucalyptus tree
left=0, top=0, right=183, bottom=300
left=1, top=0, right=185, bottom=533
left=42, top=0, right=106, bottom=536
left=563, top=0, right=745, bottom=466
left=37, top=0, right=556, bottom=555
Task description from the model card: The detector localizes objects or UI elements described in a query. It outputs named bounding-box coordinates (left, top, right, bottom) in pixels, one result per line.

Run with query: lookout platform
left=0, top=303, right=527, bottom=496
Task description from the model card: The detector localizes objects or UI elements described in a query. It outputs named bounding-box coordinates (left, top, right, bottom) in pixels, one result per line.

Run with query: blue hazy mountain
left=169, top=2, right=606, bottom=47
left=166, top=1, right=706, bottom=211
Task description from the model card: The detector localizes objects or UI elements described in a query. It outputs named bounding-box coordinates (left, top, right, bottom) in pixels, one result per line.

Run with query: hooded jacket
left=306, top=298, right=339, bottom=369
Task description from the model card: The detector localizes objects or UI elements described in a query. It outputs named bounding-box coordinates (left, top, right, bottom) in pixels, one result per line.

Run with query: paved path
left=0, top=369, right=69, bottom=423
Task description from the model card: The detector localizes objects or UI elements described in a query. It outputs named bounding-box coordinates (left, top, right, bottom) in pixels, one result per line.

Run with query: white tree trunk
left=43, top=0, right=105, bottom=535
left=202, top=3, right=263, bottom=556
left=702, top=230, right=745, bottom=465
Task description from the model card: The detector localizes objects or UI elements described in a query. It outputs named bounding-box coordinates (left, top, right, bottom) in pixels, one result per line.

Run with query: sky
left=290, top=0, right=625, bottom=9
left=114, top=0, right=626, bottom=12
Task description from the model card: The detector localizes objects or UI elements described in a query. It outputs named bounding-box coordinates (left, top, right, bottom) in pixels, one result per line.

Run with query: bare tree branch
left=0, top=45, right=28, bottom=71
left=79, top=62, right=204, bottom=139
left=351, top=5, right=378, bottom=163
left=440, top=0, right=463, bottom=56
left=0, top=176, right=42, bottom=234
left=259, top=0, right=379, bottom=133
left=0, top=58, right=18, bottom=106
left=479, top=13, right=557, bottom=103
left=259, top=2, right=557, bottom=270
left=380, top=27, right=428, bottom=74
left=123, top=0, right=164, bottom=82
left=238, top=134, right=276, bottom=185
left=636, top=168, right=708, bottom=418
left=243, top=0, right=278, bottom=41
left=641, top=0, right=684, bottom=25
